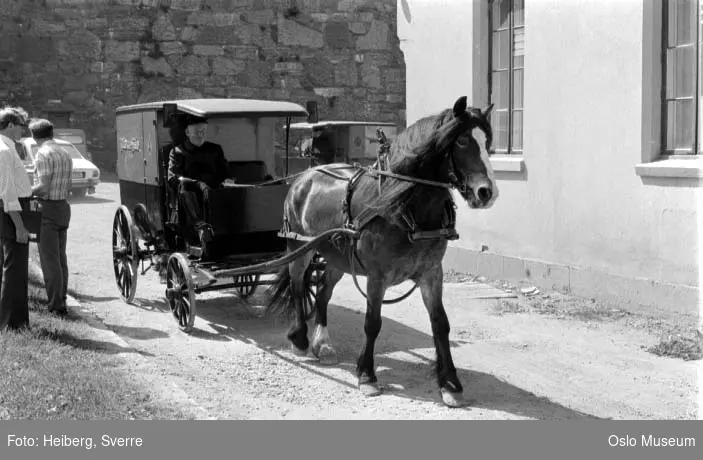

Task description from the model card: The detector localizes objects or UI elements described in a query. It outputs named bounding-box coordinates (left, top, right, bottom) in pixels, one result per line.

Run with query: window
left=662, top=0, right=702, bottom=155
left=489, top=0, right=524, bottom=154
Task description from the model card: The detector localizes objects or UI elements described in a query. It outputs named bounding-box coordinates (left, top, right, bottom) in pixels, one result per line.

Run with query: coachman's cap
left=184, top=115, right=208, bottom=126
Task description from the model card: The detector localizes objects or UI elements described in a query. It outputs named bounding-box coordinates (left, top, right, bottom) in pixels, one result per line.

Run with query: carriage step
left=186, top=245, right=203, bottom=258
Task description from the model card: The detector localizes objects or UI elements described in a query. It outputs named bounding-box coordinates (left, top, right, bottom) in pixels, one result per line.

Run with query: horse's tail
left=264, top=265, right=295, bottom=319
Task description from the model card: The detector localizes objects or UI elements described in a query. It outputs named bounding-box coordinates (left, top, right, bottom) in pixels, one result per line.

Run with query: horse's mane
left=360, top=106, right=491, bottom=223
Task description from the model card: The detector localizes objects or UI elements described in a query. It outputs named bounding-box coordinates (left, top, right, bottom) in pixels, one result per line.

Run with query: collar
left=182, top=140, right=201, bottom=153
left=0, top=133, right=15, bottom=149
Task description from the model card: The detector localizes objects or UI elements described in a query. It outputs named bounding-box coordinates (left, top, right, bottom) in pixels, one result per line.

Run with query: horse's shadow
left=190, top=292, right=601, bottom=419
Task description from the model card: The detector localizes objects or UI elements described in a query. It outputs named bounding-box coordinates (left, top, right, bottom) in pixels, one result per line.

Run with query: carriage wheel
left=234, top=274, right=260, bottom=299
left=303, top=253, right=326, bottom=321
left=165, top=253, right=196, bottom=333
left=112, top=205, right=139, bottom=304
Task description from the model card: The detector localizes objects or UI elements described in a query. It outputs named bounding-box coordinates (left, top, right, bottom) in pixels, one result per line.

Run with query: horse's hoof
left=440, top=388, right=465, bottom=408
left=290, top=343, right=309, bottom=357
left=359, top=382, right=382, bottom=397
left=313, top=344, right=338, bottom=365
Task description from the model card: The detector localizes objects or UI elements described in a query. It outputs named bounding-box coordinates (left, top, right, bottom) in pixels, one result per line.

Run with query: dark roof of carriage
left=289, top=121, right=396, bottom=130
left=115, top=98, right=308, bottom=117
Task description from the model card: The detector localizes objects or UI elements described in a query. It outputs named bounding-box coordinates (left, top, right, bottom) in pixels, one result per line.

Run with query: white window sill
left=490, top=154, right=524, bottom=172
left=635, top=158, right=703, bottom=178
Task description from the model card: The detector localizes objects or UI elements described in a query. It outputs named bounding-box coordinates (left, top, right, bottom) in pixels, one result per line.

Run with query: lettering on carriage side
left=119, top=136, right=141, bottom=180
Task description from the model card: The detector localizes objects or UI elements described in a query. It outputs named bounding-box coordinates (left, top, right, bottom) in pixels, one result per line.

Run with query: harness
left=308, top=129, right=463, bottom=304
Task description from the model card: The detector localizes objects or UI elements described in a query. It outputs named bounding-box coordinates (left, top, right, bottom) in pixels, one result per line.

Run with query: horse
left=264, top=96, right=498, bottom=407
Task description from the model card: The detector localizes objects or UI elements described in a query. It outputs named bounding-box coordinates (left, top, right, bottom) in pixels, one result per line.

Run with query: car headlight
left=92, top=170, right=99, bottom=178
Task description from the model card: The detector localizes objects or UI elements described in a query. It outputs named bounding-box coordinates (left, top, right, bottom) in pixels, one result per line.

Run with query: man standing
left=0, top=106, right=32, bottom=331
left=29, top=119, right=73, bottom=316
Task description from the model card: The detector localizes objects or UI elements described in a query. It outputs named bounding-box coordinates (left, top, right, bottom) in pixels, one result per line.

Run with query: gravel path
left=63, top=176, right=699, bottom=420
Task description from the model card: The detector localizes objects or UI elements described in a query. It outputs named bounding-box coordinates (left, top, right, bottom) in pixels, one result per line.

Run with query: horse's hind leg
left=311, top=264, right=344, bottom=365
left=356, top=276, right=386, bottom=397
left=417, top=265, right=465, bottom=408
left=286, top=251, right=314, bottom=355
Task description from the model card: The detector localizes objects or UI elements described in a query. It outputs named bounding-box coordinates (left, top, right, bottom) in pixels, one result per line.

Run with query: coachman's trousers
left=38, top=200, right=71, bottom=312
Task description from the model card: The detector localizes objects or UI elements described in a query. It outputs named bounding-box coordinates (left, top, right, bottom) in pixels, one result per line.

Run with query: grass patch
left=0, top=248, right=192, bottom=420
left=646, top=335, right=702, bottom=362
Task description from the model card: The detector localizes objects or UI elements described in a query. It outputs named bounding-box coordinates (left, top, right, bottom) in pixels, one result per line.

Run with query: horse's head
left=438, top=96, right=499, bottom=209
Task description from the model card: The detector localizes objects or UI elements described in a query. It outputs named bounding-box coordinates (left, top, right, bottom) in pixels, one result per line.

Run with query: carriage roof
left=289, top=120, right=396, bottom=131
left=115, top=98, right=308, bottom=118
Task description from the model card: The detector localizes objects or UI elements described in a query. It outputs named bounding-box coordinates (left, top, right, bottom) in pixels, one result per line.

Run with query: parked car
left=17, top=137, right=100, bottom=197
left=53, top=128, right=92, bottom=161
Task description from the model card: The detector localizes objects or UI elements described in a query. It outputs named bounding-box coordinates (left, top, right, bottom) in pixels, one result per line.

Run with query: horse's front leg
left=417, top=264, right=465, bottom=408
left=356, top=275, right=386, bottom=397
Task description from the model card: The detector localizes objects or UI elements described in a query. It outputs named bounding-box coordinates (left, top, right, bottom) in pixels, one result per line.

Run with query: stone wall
left=0, top=0, right=406, bottom=171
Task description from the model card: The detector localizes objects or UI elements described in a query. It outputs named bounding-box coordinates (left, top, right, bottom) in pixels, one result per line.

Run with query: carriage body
left=286, top=121, right=398, bottom=174
left=114, top=99, right=307, bottom=255
left=111, top=98, right=316, bottom=331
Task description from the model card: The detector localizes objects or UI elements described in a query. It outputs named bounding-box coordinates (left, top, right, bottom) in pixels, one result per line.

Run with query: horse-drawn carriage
left=284, top=120, right=398, bottom=175
left=112, top=95, right=499, bottom=408
left=111, top=98, right=357, bottom=332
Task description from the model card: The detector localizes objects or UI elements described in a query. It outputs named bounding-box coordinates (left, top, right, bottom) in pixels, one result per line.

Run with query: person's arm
left=0, top=150, right=28, bottom=243
left=167, top=147, right=192, bottom=189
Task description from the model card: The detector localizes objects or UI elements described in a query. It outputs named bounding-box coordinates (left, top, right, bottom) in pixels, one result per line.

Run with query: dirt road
left=64, top=175, right=699, bottom=419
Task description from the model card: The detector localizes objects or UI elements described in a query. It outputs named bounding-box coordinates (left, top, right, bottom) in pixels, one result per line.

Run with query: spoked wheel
left=303, top=253, right=326, bottom=321
left=234, top=274, right=260, bottom=299
left=112, top=205, right=139, bottom=304
left=165, top=253, right=196, bottom=333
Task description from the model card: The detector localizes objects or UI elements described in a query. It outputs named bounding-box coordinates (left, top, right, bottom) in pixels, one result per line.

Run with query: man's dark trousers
left=0, top=236, right=29, bottom=331
left=38, top=200, right=70, bottom=313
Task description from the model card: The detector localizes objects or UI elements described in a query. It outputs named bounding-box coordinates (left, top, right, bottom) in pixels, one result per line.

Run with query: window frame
left=487, top=0, right=524, bottom=155
left=637, top=0, right=703, bottom=179
left=661, top=0, right=701, bottom=157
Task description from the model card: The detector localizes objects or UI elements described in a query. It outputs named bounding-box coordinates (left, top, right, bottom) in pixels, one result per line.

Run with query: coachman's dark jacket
left=167, top=140, right=230, bottom=190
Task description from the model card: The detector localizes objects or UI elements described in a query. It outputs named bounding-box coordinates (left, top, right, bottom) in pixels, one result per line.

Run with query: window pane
left=676, top=0, right=696, bottom=45
left=512, top=110, right=523, bottom=151
left=491, top=110, right=510, bottom=152
left=668, top=0, right=696, bottom=46
left=492, top=0, right=511, bottom=30
left=492, top=30, right=510, bottom=70
left=513, top=0, right=525, bottom=27
left=491, top=70, right=510, bottom=109
left=512, top=68, right=523, bottom=109
left=666, top=99, right=696, bottom=152
left=513, top=26, right=525, bottom=68
left=666, top=46, right=696, bottom=98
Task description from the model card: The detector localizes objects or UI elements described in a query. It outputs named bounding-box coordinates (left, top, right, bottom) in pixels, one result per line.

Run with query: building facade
left=399, top=0, right=701, bottom=315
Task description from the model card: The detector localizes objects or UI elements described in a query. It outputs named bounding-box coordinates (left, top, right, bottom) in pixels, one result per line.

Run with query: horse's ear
left=482, top=103, right=495, bottom=118
left=452, top=96, right=468, bottom=118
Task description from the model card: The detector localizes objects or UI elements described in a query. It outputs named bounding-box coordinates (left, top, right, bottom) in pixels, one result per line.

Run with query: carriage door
left=141, top=111, right=163, bottom=232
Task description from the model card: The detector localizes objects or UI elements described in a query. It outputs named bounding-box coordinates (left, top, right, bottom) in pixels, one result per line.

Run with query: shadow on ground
left=68, top=195, right=115, bottom=205
left=103, top=324, right=170, bottom=341
left=179, top=290, right=601, bottom=420
left=34, top=327, right=155, bottom=357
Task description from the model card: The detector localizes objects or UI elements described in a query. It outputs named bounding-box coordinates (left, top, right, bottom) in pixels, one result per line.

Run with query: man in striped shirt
left=0, top=106, right=32, bottom=331
left=30, top=119, right=73, bottom=316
